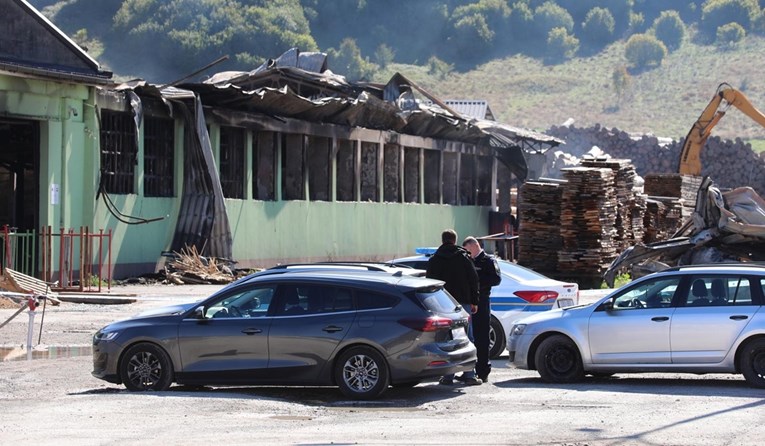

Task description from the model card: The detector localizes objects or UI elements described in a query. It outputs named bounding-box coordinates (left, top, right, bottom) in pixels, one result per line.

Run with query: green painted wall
left=226, top=200, right=490, bottom=268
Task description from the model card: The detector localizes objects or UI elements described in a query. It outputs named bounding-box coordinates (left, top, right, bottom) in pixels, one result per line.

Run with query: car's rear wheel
left=489, top=316, right=506, bottom=359
left=534, top=335, right=584, bottom=383
left=335, top=346, right=390, bottom=400
left=740, top=338, right=765, bottom=388
left=119, top=343, right=174, bottom=391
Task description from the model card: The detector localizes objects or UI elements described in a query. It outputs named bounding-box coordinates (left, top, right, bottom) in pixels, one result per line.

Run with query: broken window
left=423, top=149, right=440, bottom=204
left=282, top=134, right=305, bottom=200
left=383, top=144, right=400, bottom=203
left=253, top=131, right=276, bottom=201
left=442, top=152, right=459, bottom=205
left=404, top=147, right=420, bottom=203
left=336, top=139, right=356, bottom=202
left=460, top=154, right=476, bottom=205
left=360, top=142, right=378, bottom=202
left=307, top=136, right=330, bottom=201
left=219, top=126, right=245, bottom=199
left=100, top=109, right=137, bottom=195
left=476, top=156, right=493, bottom=206
left=143, top=116, right=175, bottom=197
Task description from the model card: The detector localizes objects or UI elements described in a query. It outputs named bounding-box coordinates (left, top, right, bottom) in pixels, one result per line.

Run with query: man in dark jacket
left=426, top=229, right=480, bottom=385
left=463, top=236, right=502, bottom=383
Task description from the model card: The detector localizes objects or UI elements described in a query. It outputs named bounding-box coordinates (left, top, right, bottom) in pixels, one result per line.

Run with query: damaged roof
left=176, top=48, right=562, bottom=179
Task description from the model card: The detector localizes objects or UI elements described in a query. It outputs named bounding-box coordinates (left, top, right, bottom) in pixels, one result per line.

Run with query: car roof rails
left=268, top=262, right=397, bottom=272
left=662, top=262, right=765, bottom=273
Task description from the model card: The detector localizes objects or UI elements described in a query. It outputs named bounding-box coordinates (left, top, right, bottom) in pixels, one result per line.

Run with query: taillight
left=514, top=290, right=559, bottom=303
left=399, top=316, right=453, bottom=332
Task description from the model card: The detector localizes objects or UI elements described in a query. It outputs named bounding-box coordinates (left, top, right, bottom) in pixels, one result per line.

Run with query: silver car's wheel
left=534, top=335, right=584, bottom=383
left=335, top=346, right=390, bottom=400
left=740, top=338, right=765, bottom=388
left=489, top=316, right=506, bottom=359
left=119, top=343, right=173, bottom=391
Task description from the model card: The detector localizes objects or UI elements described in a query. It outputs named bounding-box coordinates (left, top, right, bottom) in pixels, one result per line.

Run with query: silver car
left=507, top=264, right=765, bottom=387
left=92, top=268, right=476, bottom=399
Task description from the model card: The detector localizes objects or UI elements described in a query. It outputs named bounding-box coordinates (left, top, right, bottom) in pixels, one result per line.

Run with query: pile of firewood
left=165, top=245, right=236, bottom=285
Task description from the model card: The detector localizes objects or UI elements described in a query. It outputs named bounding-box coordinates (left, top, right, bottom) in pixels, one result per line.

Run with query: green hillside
left=379, top=36, right=765, bottom=143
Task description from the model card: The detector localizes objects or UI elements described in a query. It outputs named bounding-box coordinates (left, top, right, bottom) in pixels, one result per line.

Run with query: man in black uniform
left=462, top=236, right=502, bottom=383
left=426, top=229, right=480, bottom=385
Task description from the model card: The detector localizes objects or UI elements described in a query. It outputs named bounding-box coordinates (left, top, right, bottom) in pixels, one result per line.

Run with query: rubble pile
left=643, top=197, right=686, bottom=243
left=545, top=125, right=765, bottom=196
left=164, top=245, right=236, bottom=285
left=518, top=181, right=564, bottom=275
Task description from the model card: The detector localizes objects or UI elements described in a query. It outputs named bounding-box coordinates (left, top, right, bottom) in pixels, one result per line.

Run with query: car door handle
left=242, top=328, right=263, bottom=335
left=322, top=325, right=343, bottom=333
left=651, top=316, right=669, bottom=322
left=730, top=315, right=749, bottom=321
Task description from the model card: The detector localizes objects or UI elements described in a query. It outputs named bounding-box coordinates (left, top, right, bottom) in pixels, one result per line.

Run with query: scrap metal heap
left=604, top=175, right=765, bottom=287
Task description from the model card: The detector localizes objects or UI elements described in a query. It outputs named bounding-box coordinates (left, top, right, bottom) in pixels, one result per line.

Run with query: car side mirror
left=597, top=300, right=614, bottom=311
left=193, top=306, right=206, bottom=319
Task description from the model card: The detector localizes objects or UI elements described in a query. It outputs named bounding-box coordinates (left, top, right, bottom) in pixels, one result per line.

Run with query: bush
left=581, top=7, right=615, bottom=49
left=612, top=65, right=631, bottom=106
left=374, top=44, right=395, bottom=69
left=653, top=10, right=685, bottom=51
left=716, top=22, right=746, bottom=47
left=700, top=0, right=761, bottom=40
left=534, top=1, right=575, bottom=35
left=326, top=38, right=377, bottom=82
left=546, top=27, right=579, bottom=62
left=624, top=33, right=668, bottom=69
left=427, top=56, right=454, bottom=80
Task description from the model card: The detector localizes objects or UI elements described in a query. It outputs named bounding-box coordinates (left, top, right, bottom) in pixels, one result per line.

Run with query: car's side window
left=273, top=285, right=354, bottom=315
left=611, top=277, right=680, bottom=310
left=683, top=276, right=753, bottom=307
left=357, top=290, right=399, bottom=310
left=204, top=286, right=275, bottom=319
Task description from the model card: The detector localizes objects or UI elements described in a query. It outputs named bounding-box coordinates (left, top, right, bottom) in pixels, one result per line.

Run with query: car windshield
left=498, top=261, right=548, bottom=281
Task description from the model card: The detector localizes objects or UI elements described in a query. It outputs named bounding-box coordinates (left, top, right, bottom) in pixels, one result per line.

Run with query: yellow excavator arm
left=678, top=82, right=765, bottom=175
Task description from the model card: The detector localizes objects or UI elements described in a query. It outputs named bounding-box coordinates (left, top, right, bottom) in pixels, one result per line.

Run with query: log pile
left=518, top=180, right=564, bottom=275
left=545, top=125, right=765, bottom=197
left=643, top=197, right=686, bottom=243
left=557, top=167, right=619, bottom=280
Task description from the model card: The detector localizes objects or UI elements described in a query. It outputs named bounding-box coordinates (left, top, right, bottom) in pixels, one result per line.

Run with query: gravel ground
left=2, top=285, right=764, bottom=445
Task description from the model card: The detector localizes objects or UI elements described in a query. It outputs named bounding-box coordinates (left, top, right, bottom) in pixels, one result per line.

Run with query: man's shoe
left=461, top=376, right=482, bottom=386
left=478, top=375, right=489, bottom=383
left=439, top=377, right=454, bottom=385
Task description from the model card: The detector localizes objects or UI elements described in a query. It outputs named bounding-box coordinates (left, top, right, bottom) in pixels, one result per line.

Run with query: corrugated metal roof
left=444, top=99, right=495, bottom=121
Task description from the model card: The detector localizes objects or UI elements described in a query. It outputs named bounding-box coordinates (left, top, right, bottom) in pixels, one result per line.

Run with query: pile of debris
left=164, top=245, right=240, bottom=285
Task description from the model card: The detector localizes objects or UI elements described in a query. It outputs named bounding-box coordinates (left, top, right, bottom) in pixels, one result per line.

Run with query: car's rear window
left=415, top=288, right=460, bottom=313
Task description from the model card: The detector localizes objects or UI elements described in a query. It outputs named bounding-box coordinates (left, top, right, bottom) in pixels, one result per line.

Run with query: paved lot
left=1, top=285, right=764, bottom=445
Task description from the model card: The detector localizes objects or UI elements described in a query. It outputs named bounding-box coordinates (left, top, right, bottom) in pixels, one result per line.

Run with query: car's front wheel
left=489, top=316, right=506, bottom=359
left=740, top=338, right=765, bottom=388
left=335, top=346, right=390, bottom=400
left=534, top=335, right=584, bottom=383
left=119, top=342, right=174, bottom=391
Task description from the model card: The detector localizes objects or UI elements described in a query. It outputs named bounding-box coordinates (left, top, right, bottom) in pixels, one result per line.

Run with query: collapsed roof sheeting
left=182, top=48, right=562, bottom=180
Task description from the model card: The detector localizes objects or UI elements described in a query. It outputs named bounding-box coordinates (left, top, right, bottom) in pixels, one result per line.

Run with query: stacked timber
left=518, top=180, right=564, bottom=275
left=643, top=197, right=686, bottom=243
left=580, top=157, right=646, bottom=250
left=558, top=167, right=619, bottom=281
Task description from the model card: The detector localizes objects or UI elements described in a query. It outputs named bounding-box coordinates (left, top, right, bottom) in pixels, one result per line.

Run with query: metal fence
left=40, top=226, right=112, bottom=293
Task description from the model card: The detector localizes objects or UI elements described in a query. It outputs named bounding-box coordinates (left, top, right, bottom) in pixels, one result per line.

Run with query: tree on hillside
left=508, top=1, right=535, bottom=53
left=556, top=0, right=633, bottom=37
left=652, top=10, right=685, bottom=51
left=546, top=27, right=579, bottom=62
left=110, top=0, right=317, bottom=81
left=624, top=33, right=667, bottom=69
left=611, top=64, right=631, bottom=108
left=581, top=7, right=615, bottom=51
left=699, top=0, right=761, bottom=42
left=445, top=0, right=512, bottom=66
left=326, top=38, right=377, bottom=82
left=531, top=1, right=575, bottom=53
left=716, top=22, right=747, bottom=47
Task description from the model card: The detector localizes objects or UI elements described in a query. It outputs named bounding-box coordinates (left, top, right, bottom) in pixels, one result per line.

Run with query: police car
left=389, top=248, right=579, bottom=358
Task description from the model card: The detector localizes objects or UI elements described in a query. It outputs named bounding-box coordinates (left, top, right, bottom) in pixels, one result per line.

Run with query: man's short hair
left=441, top=229, right=457, bottom=244
left=462, top=236, right=478, bottom=247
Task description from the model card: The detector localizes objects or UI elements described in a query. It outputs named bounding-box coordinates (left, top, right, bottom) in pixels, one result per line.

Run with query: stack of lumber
left=643, top=197, right=686, bottom=243
left=558, top=167, right=619, bottom=277
left=580, top=157, right=646, bottom=250
left=518, top=180, right=564, bottom=275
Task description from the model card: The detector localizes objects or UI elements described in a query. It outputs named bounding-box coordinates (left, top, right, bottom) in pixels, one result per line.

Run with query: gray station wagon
left=93, top=268, right=477, bottom=399
left=508, top=264, right=765, bottom=388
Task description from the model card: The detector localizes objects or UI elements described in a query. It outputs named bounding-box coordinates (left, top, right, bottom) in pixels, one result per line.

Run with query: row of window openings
left=99, top=112, right=493, bottom=205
